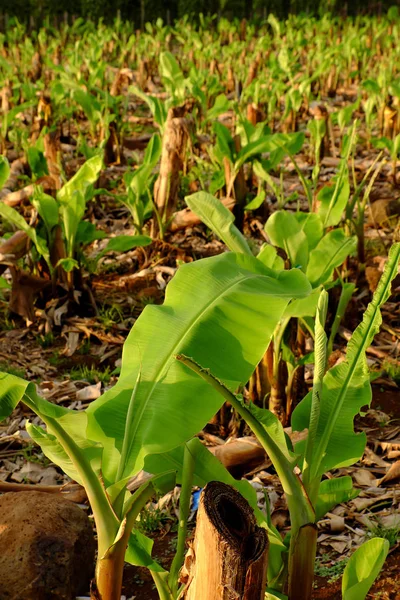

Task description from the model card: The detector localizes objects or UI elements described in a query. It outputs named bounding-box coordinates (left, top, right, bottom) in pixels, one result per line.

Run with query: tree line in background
left=0, top=0, right=397, bottom=28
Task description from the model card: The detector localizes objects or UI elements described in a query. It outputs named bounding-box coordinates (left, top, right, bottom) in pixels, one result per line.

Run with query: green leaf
left=121, top=471, right=176, bottom=571
left=0, top=156, right=10, bottom=190
left=210, top=169, right=226, bottom=194
left=235, top=132, right=303, bottom=171
left=315, top=477, right=359, bottom=521
left=143, top=133, right=162, bottom=167
left=125, top=529, right=162, bottom=570
left=306, top=230, right=357, bottom=287
left=0, top=372, right=29, bottom=421
left=57, top=155, right=103, bottom=205
left=245, top=400, right=297, bottom=466
left=5, top=368, right=166, bottom=573
left=265, top=210, right=309, bottom=271
left=27, top=147, right=48, bottom=179
left=206, top=94, right=230, bottom=121
left=0, top=276, right=10, bottom=289
left=283, top=286, right=321, bottom=318
left=213, top=122, right=234, bottom=163
left=257, top=244, right=284, bottom=271
left=86, top=252, right=311, bottom=484
left=94, top=235, right=152, bottom=267
left=59, top=191, right=86, bottom=258
left=245, top=189, right=266, bottom=211
left=102, top=235, right=152, bottom=255
left=317, top=171, right=350, bottom=228
left=76, top=221, right=107, bottom=246
left=235, top=137, right=275, bottom=169
left=362, top=79, right=381, bottom=96
left=293, top=243, right=400, bottom=477
left=159, top=51, right=185, bottom=99
left=74, top=89, right=101, bottom=123
left=342, top=538, right=389, bottom=600
left=32, top=189, right=59, bottom=233
left=27, top=414, right=101, bottom=486
left=129, top=87, right=167, bottom=129
left=0, top=373, right=102, bottom=485
left=0, top=202, right=51, bottom=267
left=57, top=257, right=79, bottom=272
left=372, top=136, right=393, bottom=154
left=293, top=212, right=323, bottom=251
left=272, top=132, right=305, bottom=155
left=185, top=191, right=251, bottom=255
left=144, top=438, right=266, bottom=523
left=265, top=590, right=288, bottom=600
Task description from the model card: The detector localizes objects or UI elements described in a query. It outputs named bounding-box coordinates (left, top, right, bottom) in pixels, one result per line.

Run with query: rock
left=0, top=491, right=95, bottom=599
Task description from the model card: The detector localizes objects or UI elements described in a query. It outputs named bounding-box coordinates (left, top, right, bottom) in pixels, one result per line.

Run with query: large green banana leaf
left=87, top=252, right=311, bottom=484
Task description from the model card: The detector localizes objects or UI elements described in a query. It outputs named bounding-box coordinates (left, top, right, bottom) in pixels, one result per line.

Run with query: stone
left=0, top=491, right=95, bottom=599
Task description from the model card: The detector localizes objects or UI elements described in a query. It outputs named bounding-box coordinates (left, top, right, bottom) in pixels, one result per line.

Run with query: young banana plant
left=177, top=242, right=399, bottom=599
left=0, top=251, right=312, bottom=600
left=185, top=191, right=358, bottom=422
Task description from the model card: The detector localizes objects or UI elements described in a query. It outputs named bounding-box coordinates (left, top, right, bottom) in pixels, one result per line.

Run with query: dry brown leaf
left=271, top=509, right=289, bottom=529
left=363, top=446, right=391, bottom=468
left=353, top=469, right=377, bottom=487
left=366, top=409, right=391, bottom=425
left=62, top=331, right=80, bottom=357
left=10, top=462, right=61, bottom=485
left=377, top=460, right=400, bottom=486
left=351, top=491, right=394, bottom=511
left=328, top=541, right=348, bottom=554
left=327, top=514, right=346, bottom=533
left=9, top=268, right=50, bottom=323
left=378, top=438, right=400, bottom=453
left=76, top=383, right=102, bottom=401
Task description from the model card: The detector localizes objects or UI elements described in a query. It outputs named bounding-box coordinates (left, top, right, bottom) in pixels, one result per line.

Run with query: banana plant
left=159, top=51, right=188, bottom=104
left=129, top=86, right=169, bottom=132
left=0, top=155, right=150, bottom=306
left=313, top=122, right=357, bottom=226
left=114, top=133, right=162, bottom=233
left=0, top=251, right=312, bottom=600
left=308, top=116, right=326, bottom=192
left=185, top=191, right=357, bottom=422
left=177, top=241, right=399, bottom=599
left=211, top=121, right=304, bottom=205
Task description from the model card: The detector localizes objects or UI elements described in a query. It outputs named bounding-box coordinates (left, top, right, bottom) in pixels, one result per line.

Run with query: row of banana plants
left=0, top=236, right=398, bottom=599
left=1, top=12, right=400, bottom=169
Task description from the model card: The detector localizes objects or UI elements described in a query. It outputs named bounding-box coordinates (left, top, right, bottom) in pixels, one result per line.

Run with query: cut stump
left=181, top=481, right=268, bottom=600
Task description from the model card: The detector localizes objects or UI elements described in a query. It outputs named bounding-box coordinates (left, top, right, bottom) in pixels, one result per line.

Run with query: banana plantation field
left=0, top=11, right=400, bottom=600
